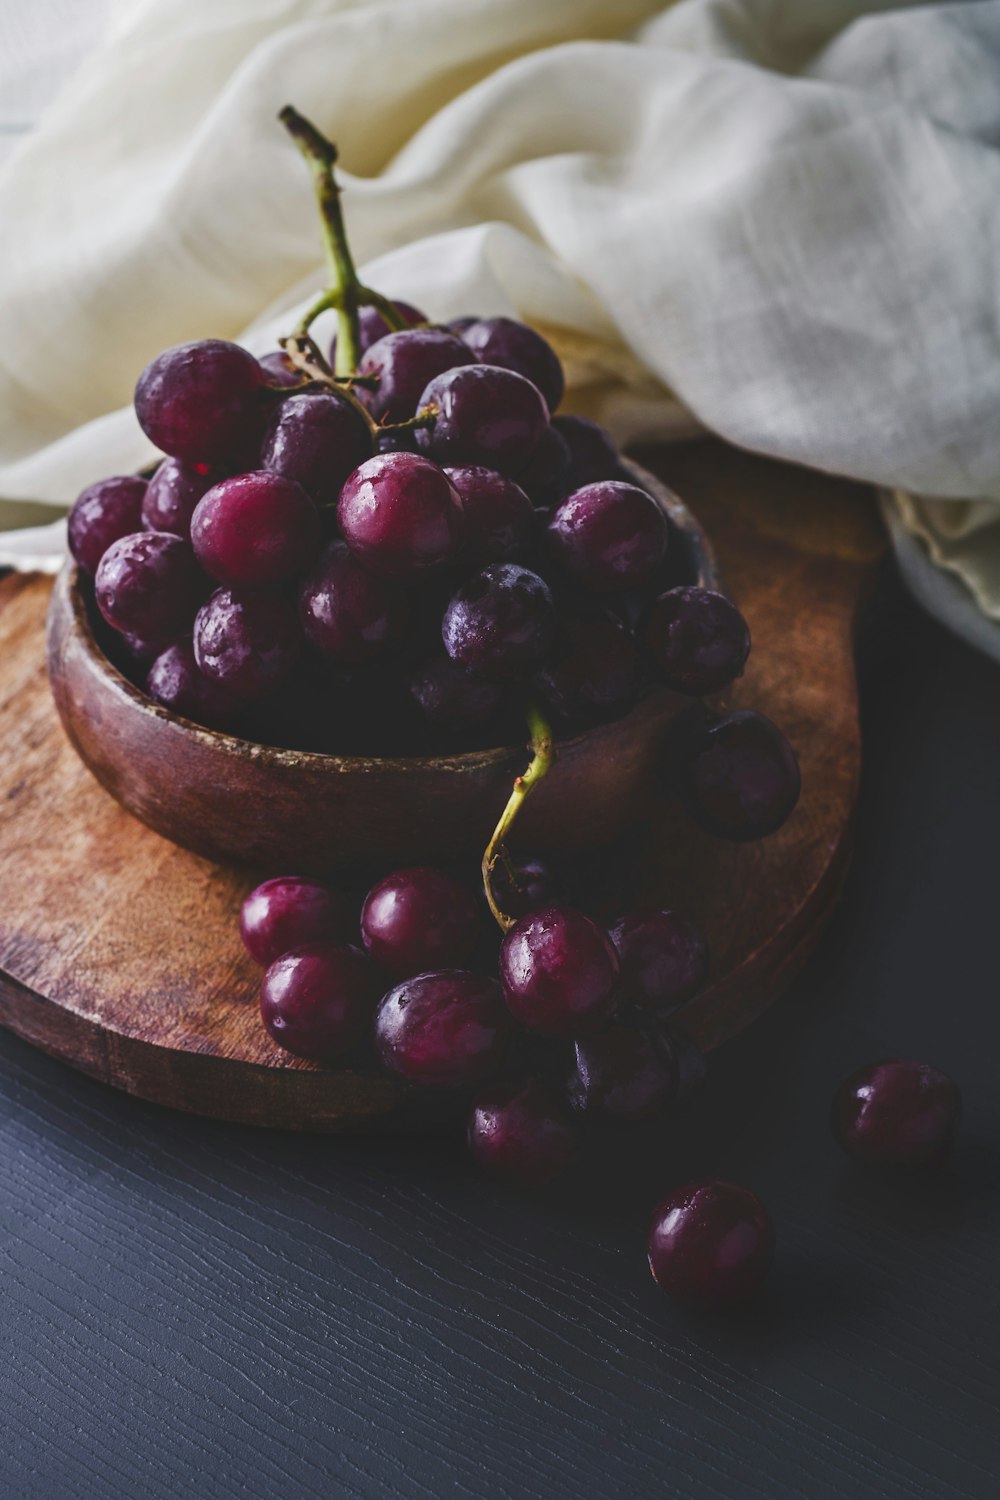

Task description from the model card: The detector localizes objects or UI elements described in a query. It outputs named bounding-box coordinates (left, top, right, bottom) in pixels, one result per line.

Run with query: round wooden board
left=0, top=440, right=883, bottom=1131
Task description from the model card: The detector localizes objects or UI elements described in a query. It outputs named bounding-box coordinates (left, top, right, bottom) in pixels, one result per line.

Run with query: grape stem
left=482, top=703, right=555, bottom=933
left=279, top=105, right=409, bottom=376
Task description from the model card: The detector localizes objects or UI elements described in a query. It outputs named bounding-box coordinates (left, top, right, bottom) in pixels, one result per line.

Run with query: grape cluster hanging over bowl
left=53, top=108, right=806, bottom=1308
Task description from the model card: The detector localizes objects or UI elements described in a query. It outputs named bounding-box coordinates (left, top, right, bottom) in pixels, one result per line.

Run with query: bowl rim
left=56, top=458, right=719, bottom=774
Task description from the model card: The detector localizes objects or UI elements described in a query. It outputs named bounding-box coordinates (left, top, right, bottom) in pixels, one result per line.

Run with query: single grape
left=337, top=452, right=465, bottom=578
left=406, top=655, right=505, bottom=731
left=95, top=532, right=203, bottom=641
left=375, top=969, right=510, bottom=1087
left=258, top=349, right=305, bottom=388
left=468, top=1080, right=577, bottom=1186
left=142, top=458, right=218, bottom=540
left=534, top=612, right=640, bottom=724
left=260, top=390, right=372, bottom=506
left=568, top=1022, right=678, bottom=1123
left=299, top=540, right=408, bottom=665
left=685, top=710, right=800, bottom=840
left=831, top=1060, right=961, bottom=1168
left=416, top=365, right=548, bottom=474
left=134, top=339, right=264, bottom=465
left=646, top=587, right=750, bottom=696
left=499, top=904, right=620, bottom=1038
left=490, top=855, right=562, bottom=919
left=330, top=299, right=425, bottom=366
left=146, top=639, right=237, bottom=730
left=190, top=471, right=319, bottom=587
left=517, top=425, right=572, bottom=507
left=442, top=564, right=555, bottom=680
left=240, top=876, right=354, bottom=967
left=361, top=867, right=482, bottom=977
left=68, top=476, right=149, bottom=576
left=261, top=942, right=375, bottom=1061
left=462, top=316, right=565, bottom=414
left=648, top=1180, right=775, bottom=1307
left=551, top=414, right=620, bottom=488
left=609, top=909, right=708, bottom=1016
left=193, top=587, right=301, bottom=699
left=547, top=481, right=668, bottom=593
left=444, top=466, right=534, bottom=564
left=358, top=327, right=475, bottom=423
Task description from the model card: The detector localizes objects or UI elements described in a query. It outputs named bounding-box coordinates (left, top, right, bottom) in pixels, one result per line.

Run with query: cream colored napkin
left=0, top=1, right=997, bottom=654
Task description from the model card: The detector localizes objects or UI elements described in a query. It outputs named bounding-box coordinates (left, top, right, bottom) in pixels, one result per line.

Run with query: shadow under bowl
left=46, top=461, right=718, bottom=872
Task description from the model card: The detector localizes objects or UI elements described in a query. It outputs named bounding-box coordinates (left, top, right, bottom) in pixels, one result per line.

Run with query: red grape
left=191, top=471, right=319, bottom=586
left=499, top=905, right=619, bottom=1038
left=547, top=481, right=668, bottom=593
left=193, top=586, right=301, bottom=699
left=240, top=876, right=354, bottom=967
left=462, top=316, right=565, bottom=414
left=68, top=476, right=148, bottom=576
left=416, top=365, right=548, bottom=474
left=361, top=867, right=482, bottom=977
left=299, top=540, right=408, bottom=665
left=338, top=452, right=465, bottom=578
left=95, top=532, right=203, bottom=641
left=260, top=390, right=371, bottom=506
left=261, top=942, right=375, bottom=1061
left=648, top=1180, right=775, bottom=1307
left=375, top=969, right=510, bottom=1087
left=442, top=564, right=555, bottom=680
left=134, top=339, right=264, bottom=465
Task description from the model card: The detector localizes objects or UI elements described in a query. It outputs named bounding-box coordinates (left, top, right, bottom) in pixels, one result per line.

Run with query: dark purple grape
left=95, top=532, right=203, bottom=641
left=142, top=458, right=218, bottom=540
left=240, top=876, right=354, bottom=967
left=68, top=476, right=148, bottom=576
left=261, top=942, right=375, bottom=1061
left=442, top=564, right=555, bottom=680
left=832, top=1060, right=961, bottom=1168
left=299, top=540, right=408, bottom=665
left=375, top=969, right=509, bottom=1087
left=361, top=867, right=482, bottom=977
left=416, top=365, right=548, bottom=475
left=330, top=300, right=425, bottom=366
left=191, top=471, right=319, bottom=587
left=258, top=349, right=305, bottom=388
left=685, top=710, right=800, bottom=841
left=647, top=587, right=750, bottom=696
left=609, top=909, right=708, bottom=1016
left=337, top=452, right=464, bottom=578
left=468, top=1080, right=577, bottom=1186
left=406, top=655, right=504, bottom=730
left=648, top=1180, right=775, bottom=1307
left=444, top=466, right=534, bottom=564
left=551, top=414, right=620, bottom=488
left=535, top=612, right=640, bottom=724
left=569, top=1022, right=678, bottom=1123
left=547, top=481, right=668, bottom=593
left=516, top=425, right=571, bottom=507
left=146, top=639, right=237, bottom=730
left=134, top=339, right=264, bottom=465
left=358, top=327, right=475, bottom=423
left=499, top=905, right=619, bottom=1038
left=193, top=587, right=301, bottom=699
left=490, top=856, right=562, bottom=919
left=260, top=390, right=372, bottom=506
left=462, top=316, right=564, bottom=414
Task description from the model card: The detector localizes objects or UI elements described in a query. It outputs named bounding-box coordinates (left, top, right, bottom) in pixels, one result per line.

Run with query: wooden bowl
left=46, top=462, right=717, bottom=872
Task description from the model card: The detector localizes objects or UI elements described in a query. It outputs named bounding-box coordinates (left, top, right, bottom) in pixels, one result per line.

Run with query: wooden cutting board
left=0, top=439, right=883, bottom=1130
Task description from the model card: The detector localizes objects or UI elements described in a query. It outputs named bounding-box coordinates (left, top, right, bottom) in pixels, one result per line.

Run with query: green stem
left=482, top=704, right=555, bottom=933
left=280, top=106, right=411, bottom=373
left=280, top=105, right=363, bottom=375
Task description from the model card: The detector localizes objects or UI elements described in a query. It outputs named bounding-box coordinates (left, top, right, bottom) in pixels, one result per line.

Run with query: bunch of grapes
left=63, top=108, right=824, bottom=1308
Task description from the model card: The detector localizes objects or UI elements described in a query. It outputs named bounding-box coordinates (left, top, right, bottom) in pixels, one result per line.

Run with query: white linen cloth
left=0, top=0, right=997, bottom=654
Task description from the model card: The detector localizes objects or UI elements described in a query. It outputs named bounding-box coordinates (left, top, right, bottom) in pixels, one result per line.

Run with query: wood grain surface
left=0, top=441, right=882, bottom=1129
left=0, top=474, right=997, bottom=1500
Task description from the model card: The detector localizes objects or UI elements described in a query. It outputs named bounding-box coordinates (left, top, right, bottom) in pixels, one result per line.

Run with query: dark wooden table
left=0, top=557, right=997, bottom=1500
